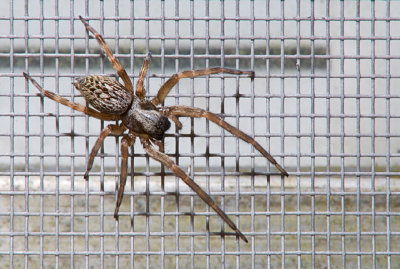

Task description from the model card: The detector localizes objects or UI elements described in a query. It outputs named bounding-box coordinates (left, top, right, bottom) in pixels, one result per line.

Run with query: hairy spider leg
left=167, top=115, right=183, bottom=129
left=163, top=105, right=289, bottom=176
left=79, top=16, right=134, bottom=95
left=84, top=124, right=127, bottom=179
left=135, top=55, right=183, bottom=128
left=149, top=138, right=164, bottom=152
left=115, top=132, right=136, bottom=219
left=151, top=67, right=255, bottom=106
left=135, top=56, right=150, bottom=99
left=23, top=73, right=120, bottom=121
left=140, top=137, right=248, bottom=243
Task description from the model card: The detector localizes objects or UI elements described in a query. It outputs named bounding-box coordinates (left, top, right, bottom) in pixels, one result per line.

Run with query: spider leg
left=23, top=73, right=119, bottom=121
left=159, top=111, right=182, bottom=129
left=135, top=55, right=150, bottom=99
left=151, top=68, right=254, bottom=106
left=84, top=124, right=127, bottom=179
left=150, top=138, right=164, bottom=152
left=114, top=132, right=136, bottom=220
left=162, top=105, right=289, bottom=176
left=79, top=16, right=134, bottom=94
left=140, top=137, right=248, bottom=243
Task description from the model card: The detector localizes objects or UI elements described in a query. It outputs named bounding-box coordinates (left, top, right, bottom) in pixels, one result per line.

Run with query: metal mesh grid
left=1, top=0, right=400, bottom=268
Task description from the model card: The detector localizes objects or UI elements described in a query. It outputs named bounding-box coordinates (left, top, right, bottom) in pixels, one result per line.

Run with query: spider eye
left=151, top=116, right=171, bottom=140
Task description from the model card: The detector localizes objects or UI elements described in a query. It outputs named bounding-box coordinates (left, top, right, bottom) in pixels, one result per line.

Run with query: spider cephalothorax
left=23, top=16, right=288, bottom=243
left=121, top=98, right=171, bottom=140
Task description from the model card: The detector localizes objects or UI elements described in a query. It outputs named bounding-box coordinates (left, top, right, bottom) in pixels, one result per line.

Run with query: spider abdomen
left=74, top=75, right=133, bottom=114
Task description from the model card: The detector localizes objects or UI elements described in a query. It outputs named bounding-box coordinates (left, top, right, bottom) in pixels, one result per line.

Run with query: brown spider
left=23, top=16, right=288, bottom=243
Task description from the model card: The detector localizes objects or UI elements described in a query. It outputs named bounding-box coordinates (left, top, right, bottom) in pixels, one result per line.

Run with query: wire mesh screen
left=1, top=0, right=400, bottom=268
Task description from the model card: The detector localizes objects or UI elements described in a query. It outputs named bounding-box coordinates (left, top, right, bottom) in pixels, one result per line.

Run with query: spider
left=23, top=16, right=288, bottom=243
